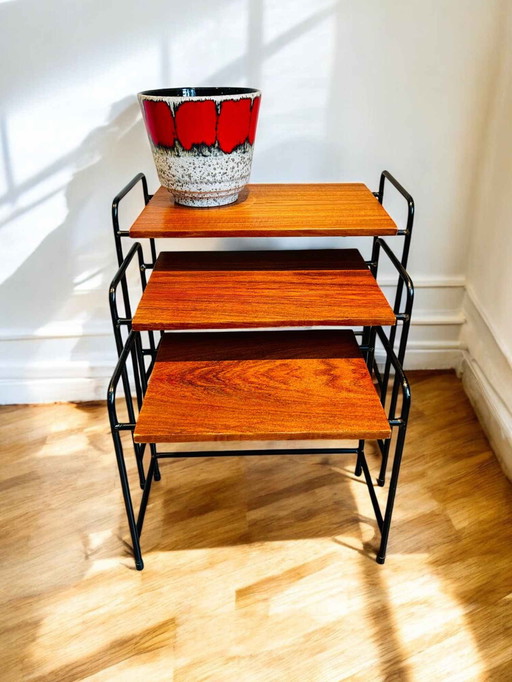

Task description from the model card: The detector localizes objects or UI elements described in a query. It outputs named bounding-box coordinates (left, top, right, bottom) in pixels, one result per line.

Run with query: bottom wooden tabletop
left=134, top=330, right=391, bottom=444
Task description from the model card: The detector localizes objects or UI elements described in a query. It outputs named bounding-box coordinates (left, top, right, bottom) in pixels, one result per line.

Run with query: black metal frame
left=107, top=169, right=415, bottom=569
left=108, top=327, right=410, bottom=570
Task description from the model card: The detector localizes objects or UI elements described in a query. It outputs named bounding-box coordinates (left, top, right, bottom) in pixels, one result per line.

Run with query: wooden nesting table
left=108, top=176, right=413, bottom=569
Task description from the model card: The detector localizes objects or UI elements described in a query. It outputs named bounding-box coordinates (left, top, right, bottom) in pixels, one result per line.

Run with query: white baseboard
left=459, top=290, right=512, bottom=480
left=376, top=344, right=463, bottom=371
left=0, top=377, right=110, bottom=405
left=460, top=355, right=512, bottom=481
left=0, top=360, right=113, bottom=404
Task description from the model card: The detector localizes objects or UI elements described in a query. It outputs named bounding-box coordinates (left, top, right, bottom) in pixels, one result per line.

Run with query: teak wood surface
left=132, top=249, right=396, bottom=331
left=3, top=373, right=512, bottom=680
left=134, top=330, right=391, bottom=443
left=129, top=184, right=398, bottom=238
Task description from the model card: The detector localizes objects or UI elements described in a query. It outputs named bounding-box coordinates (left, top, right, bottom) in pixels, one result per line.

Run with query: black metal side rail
left=108, top=240, right=165, bottom=485
left=108, top=330, right=411, bottom=570
left=112, top=172, right=156, bottom=267
left=107, top=274, right=161, bottom=493
left=361, top=170, right=415, bottom=486
left=369, top=171, right=415, bottom=410
left=109, top=241, right=158, bottom=368
left=362, top=237, right=414, bottom=486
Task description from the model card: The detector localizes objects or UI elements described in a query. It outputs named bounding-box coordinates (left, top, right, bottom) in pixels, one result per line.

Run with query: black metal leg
left=377, top=425, right=407, bottom=564
left=150, top=444, right=161, bottom=481
left=112, top=429, right=144, bottom=570
left=361, top=325, right=371, bottom=360
left=112, top=173, right=151, bottom=266
left=381, top=312, right=400, bottom=410
left=377, top=448, right=388, bottom=487
left=373, top=325, right=411, bottom=562
left=137, top=456, right=156, bottom=536
left=359, top=452, right=384, bottom=532
left=133, top=443, right=146, bottom=490
left=354, top=439, right=364, bottom=477
left=110, top=180, right=162, bottom=490
left=366, top=327, right=377, bottom=375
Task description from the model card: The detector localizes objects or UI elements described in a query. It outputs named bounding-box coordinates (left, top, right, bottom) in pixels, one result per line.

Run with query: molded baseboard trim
left=461, top=355, right=512, bottom=481
left=459, top=289, right=512, bottom=481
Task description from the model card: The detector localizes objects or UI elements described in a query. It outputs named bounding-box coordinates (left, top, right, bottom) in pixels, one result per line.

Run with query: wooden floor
left=1, top=371, right=512, bottom=681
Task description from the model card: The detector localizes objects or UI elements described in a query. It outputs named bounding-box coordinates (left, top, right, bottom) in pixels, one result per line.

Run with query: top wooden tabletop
left=129, top=183, right=397, bottom=238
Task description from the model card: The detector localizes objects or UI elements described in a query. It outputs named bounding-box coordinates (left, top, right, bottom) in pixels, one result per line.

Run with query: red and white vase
left=138, top=87, right=261, bottom=207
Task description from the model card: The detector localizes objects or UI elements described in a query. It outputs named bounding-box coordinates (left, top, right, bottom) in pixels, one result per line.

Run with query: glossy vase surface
left=139, top=87, right=261, bottom=207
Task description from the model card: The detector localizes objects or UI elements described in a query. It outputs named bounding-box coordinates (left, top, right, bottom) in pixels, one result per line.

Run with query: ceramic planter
left=138, top=87, right=261, bottom=207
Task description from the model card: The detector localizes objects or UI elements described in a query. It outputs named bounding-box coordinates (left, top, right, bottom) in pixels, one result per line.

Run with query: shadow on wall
left=0, top=0, right=240, bottom=342
left=0, top=97, right=149, bottom=334
left=0, top=0, right=348, bottom=382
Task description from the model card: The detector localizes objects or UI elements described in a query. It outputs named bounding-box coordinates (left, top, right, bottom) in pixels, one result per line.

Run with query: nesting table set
left=108, top=171, right=415, bottom=570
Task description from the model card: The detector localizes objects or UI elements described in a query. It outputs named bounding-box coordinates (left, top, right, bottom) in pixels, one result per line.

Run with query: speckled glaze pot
left=138, top=87, right=261, bottom=207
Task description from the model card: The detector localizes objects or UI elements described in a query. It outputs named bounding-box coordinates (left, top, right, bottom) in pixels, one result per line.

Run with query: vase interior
left=140, top=87, right=259, bottom=98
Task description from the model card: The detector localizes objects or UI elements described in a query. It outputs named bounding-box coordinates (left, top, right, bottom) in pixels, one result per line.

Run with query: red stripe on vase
left=217, top=98, right=252, bottom=153
left=248, top=96, right=261, bottom=146
left=175, top=100, right=217, bottom=150
left=142, top=100, right=175, bottom=147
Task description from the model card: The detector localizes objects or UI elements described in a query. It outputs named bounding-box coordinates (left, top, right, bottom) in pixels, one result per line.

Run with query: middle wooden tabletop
left=132, top=249, right=396, bottom=331
left=129, top=183, right=397, bottom=238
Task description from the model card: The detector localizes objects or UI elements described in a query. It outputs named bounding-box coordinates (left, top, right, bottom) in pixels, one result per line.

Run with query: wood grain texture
left=2, top=373, right=512, bottom=681
left=134, top=330, right=391, bottom=443
left=129, top=184, right=398, bottom=238
left=132, top=249, right=396, bottom=331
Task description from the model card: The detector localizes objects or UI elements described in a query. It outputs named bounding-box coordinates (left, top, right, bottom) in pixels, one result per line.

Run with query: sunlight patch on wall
left=0, top=188, right=67, bottom=285
left=263, top=0, right=337, bottom=44
left=168, top=1, right=248, bottom=85
left=6, top=48, right=159, bottom=187
left=255, top=2, right=337, bottom=180
left=0, top=44, right=159, bottom=288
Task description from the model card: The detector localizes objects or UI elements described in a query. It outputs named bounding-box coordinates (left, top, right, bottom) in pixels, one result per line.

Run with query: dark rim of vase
left=139, top=87, right=260, bottom=98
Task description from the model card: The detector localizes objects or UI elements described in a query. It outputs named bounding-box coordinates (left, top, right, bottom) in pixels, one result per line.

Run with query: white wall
left=0, top=0, right=502, bottom=402
left=460, top=1, right=512, bottom=478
